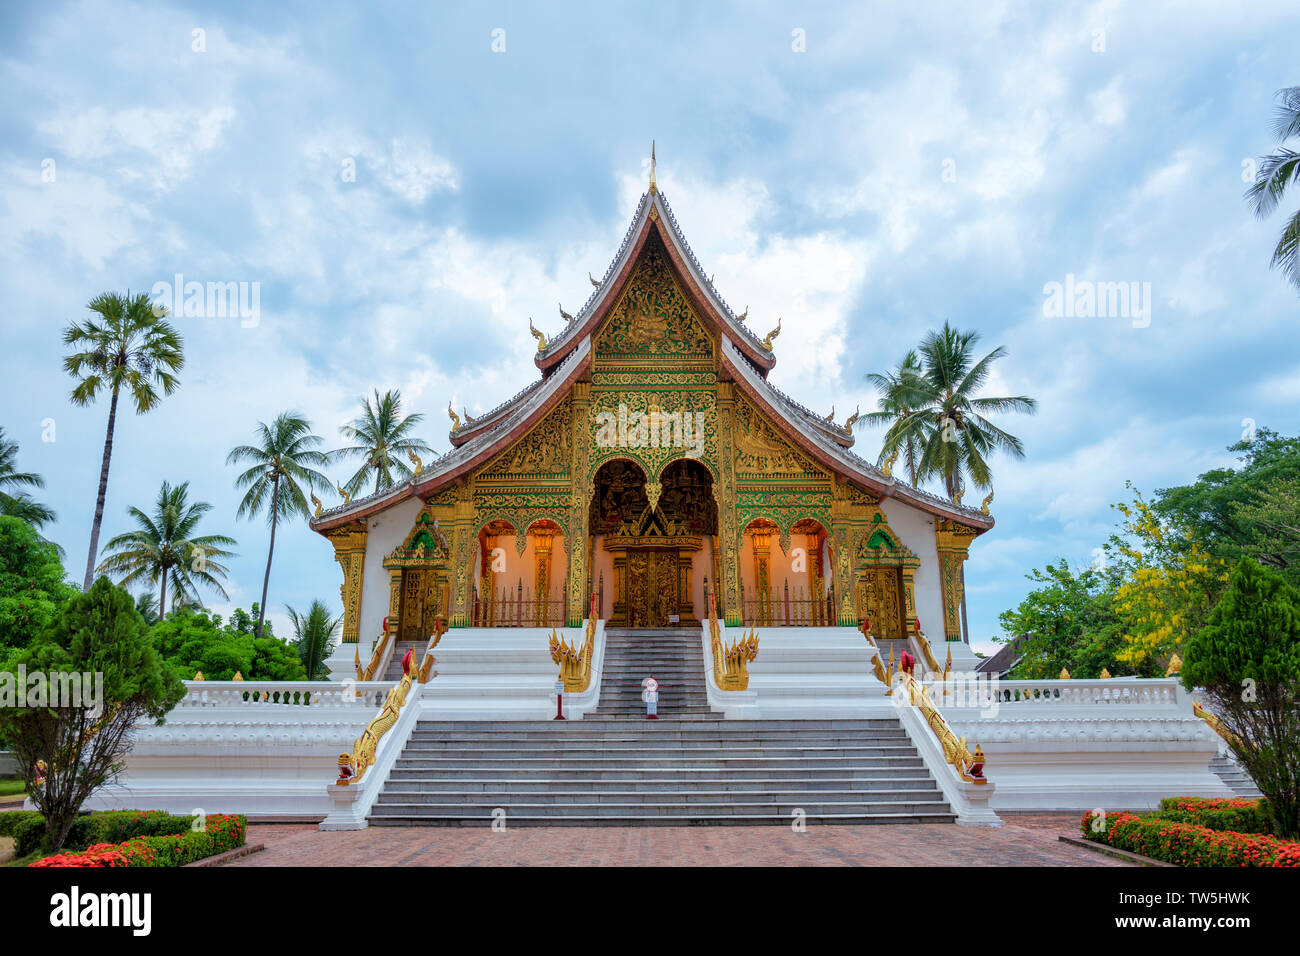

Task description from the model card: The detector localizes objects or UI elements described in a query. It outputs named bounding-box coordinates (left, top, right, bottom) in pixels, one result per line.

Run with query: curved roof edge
left=720, top=339, right=993, bottom=532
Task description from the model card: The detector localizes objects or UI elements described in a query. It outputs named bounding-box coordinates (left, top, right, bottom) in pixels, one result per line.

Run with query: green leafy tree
left=1245, top=86, right=1300, bottom=293
left=152, top=608, right=306, bottom=681
left=96, top=480, right=237, bottom=618
left=1182, top=557, right=1300, bottom=838
left=0, top=578, right=185, bottom=851
left=287, top=599, right=341, bottom=680
left=862, top=351, right=925, bottom=485
left=996, top=559, right=1134, bottom=678
left=227, top=413, right=331, bottom=638
left=0, top=426, right=56, bottom=531
left=330, top=389, right=434, bottom=497
left=1233, top=475, right=1300, bottom=584
left=63, top=292, right=185, bottom=590
left=0, top=516, right=76, bottom=653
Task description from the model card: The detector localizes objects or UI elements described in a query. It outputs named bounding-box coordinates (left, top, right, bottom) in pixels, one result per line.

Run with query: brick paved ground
left=231, top=813, right=1126, bottom=866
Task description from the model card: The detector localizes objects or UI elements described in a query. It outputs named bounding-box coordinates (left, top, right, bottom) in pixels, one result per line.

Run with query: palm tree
left=331, top=389, right=434, bottom=497
left=862, top=351, right=925, bottom=486
left=134, top=592, right=160, bottom=625
left=0, top=426, right=56, bottom=530
left=881, top=321, right=1037, bottom=641
left=96, top=480, right=236, bottom=617
left=227, top=412, right=331, bottom=638
left=63, top=292, right=184, bottom=590
left=286, top=599, right=341, bottom=680
left=1246, top=86, right=1300, bottom=293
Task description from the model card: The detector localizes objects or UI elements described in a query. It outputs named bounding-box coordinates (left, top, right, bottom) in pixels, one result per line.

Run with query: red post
left=554, top=677, right=566, bottom=720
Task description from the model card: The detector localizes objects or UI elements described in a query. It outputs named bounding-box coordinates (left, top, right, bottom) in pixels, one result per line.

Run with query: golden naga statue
left=844, top=406, right=860, bottom=435
left=559, top=302, right=574, bottom=324
left=336, top=482, right=352, bottom=505
left=737, top=306, right=748, bottom=322
left=953, top=479, right=966, bottom=507
left=337, top=660, right=415, bottom=786
left=310, top=492, right=323, bottom=517
left=407, top=447, right=424, bottom=477
left=981, top=488, right=994, bottom=516
left=529, top=317, right=548, bottom=351
left=824, top=405, right=835, bottom=422
left=1193, top=700, right=1242, bottom=750
left=1165, top=653, right=1182, bottom=676
left=447, top=403, right=461, bottom=434
left=463, top=408, right=476, bottom=424
left=760, top=317, right=781, bottom=351
left=549, top=600, right=597, bottom=693
left=589, top=271, right=600, bottom=288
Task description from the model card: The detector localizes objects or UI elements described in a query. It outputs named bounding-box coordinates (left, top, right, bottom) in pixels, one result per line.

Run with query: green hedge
left=29, top=814, right=246, bottom=868
left=0, top=809, right=221, bottom=857
left=1156, top=797, right=1272, bottom=835
left=1082, top=809, right=1300, bottom=866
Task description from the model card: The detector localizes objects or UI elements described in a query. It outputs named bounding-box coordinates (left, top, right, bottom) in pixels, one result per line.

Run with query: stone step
left=371, top=799, right=951, bottom=816
left=369, top=811, right=957, bottom=827
left=375, top=787, right=943, bottom=805
left=380, top=776, right=940, bottom=793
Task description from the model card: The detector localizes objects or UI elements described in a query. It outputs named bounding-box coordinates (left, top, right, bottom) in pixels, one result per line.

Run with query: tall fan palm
left=1246, top=86, right=1300, bottom=293
left=286, top=599, right=342, bottom=680
left=862, top=351, right=925, bottom=486
left=227, top=413, right=331, bottom=638
left=63, top=292, right=184, bottom=590
left=0, top=426, right=56, bottom=530
left=331, top=389, right=434, bottom=497
left=96, top=480, right=236, bottom=616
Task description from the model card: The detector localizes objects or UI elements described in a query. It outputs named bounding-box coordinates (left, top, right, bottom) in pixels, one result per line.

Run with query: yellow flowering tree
left=1105, top=484, right=1230, bottom=667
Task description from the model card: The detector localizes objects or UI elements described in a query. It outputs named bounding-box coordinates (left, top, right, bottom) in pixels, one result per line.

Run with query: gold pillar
left=325, top=521, right=367, bottom=643
left=449, top=484, right=474, bottom=627
left=566, top=381, right=592, bottom=627
left=935, top=519, right=977, bottom=642
left=533, top=528, right=556, bottom=626
left=715, top=384, right=742, bottom=625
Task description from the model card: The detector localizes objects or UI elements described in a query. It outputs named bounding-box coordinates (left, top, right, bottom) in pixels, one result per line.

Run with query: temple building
left=310, top=176, right=993, bottom=669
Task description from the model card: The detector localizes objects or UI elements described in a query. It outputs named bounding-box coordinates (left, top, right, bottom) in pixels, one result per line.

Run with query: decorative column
left=324, top=521, right=367, bottom=643
left=751, top=527, right=772, bottom=626
left=449, top=483, right=475, bottom=627
left=715, top=383, right=743, bottom=625
left=935, top=519, right=977, bottom=642
left=830, top=479, right=868, bottom=626
left=566, top=381, right=592, bottom=627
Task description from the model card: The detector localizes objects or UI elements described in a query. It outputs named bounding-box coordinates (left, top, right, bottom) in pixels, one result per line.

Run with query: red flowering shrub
left=1157, top=796, right=1272, bottom=834
left=28, top=814, right=246, bottom=867
left=1082, top=809, right=1300, bottom=866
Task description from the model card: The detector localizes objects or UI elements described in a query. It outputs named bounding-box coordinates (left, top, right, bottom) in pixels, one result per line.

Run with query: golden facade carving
left=325, top=521, right=367, bottom=644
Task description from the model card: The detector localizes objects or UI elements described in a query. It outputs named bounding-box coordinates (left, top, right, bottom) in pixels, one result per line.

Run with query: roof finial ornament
left=824, top=405, right=835, bottom=422
left=738, top=306, right=748, bottom=322
left=588, top=271, right=600, bottom=288
left=649, top=140, right=657, bottom=193
left=844, top=406, right=860, bottom=435
left=761, top=317, right=781, bottom=351
left=447, top=402, right=461, bottom=434
left=529, top=317, right=548, bottom=351
left=559, top=302, right=574, bottom=324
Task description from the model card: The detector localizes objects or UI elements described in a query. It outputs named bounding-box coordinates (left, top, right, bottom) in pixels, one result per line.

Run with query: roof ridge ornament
left=761, top=317, right=781, bottom=351
left=447, top=403, right=461, bottom=434
left=649, top=140, right=657, bottom=193
left=529, top=317, right=548, bottom=351
left=844, top=406, right=860, bottom=434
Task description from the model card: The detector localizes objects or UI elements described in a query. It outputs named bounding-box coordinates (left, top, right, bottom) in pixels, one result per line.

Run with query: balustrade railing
left=990, top=679, right=1181, bottom=706
left=738, top=580, right=834, bottom=627
left=176, top=681, right=391, bottom=709
left=473, top=584, right=564, bottom=628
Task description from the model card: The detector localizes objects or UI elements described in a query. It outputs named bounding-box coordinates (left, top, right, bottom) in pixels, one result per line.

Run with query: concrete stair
left=588, top=628, right=720, bottom=720
left=1210, top=754, right=1263, bottom=799
left=381, top=642, right=421, bottom=683
left=368, top=717, right=955, bottom=826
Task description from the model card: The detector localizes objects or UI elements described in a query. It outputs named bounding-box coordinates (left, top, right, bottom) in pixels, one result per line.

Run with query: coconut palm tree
left=63, top=292, right=184, bottom=590
left=862, top=351, right=925, bottom=486
left=96, top=480, right=236, bottom=617
left=0, top=426, right=56, bottom=530
left=134, top=592, right=160, bottom=625
left=881, top=321, right=1037, bottom=501
left=227, top=413, right=331, bottom=638
left=331, top=389, right=434, bottom=497
left=881, top=321, right=1037, bottom=641
left=1246, top=86, right=1300, bottom=294
left=286, top=599, right=341, bottom=680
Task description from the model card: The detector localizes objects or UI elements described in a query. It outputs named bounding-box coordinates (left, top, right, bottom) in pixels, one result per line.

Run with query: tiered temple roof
left=311, top=187, right=993, bottom=533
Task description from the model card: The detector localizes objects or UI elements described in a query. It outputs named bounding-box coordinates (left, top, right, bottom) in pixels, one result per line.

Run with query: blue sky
left=1, top=0, right=1297, bottom=652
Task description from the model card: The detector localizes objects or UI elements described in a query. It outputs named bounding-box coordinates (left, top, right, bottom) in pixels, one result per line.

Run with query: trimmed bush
left=0, top=810, right=41, bottom=837
left=1156, top=797, right=1272, bottom=835
left=28, top=813, right=245, bottom=868
left=3, top=809, right=241, bottom=859
left=1082, top=810, right=1300, bottom=866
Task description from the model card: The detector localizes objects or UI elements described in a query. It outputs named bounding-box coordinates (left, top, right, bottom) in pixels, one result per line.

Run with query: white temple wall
left=356, top=496, right=425, bottom=644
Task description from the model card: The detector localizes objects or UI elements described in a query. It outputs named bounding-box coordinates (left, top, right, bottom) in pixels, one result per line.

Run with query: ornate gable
left=595, top=235, right=713, bottom=360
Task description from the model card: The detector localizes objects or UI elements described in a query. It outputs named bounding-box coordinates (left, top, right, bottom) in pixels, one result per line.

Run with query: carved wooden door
left=865, top=567, right=905, bottom=640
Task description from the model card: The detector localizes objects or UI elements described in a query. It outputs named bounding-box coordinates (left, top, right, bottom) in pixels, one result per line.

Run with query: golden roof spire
left=649, top=140, right=657, bottom=193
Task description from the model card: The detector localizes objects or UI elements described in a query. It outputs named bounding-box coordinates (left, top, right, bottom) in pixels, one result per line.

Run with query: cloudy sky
left=1, top=0, right=1297, bottom=652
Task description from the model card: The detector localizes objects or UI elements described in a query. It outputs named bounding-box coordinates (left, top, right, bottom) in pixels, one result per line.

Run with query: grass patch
left=0, top=780, right=26, bottom=798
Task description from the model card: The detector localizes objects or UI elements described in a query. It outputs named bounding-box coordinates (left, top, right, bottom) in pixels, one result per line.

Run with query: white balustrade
left=988, top=678, right=1180, bottom=706
left=174, top=681, right=391, bottom=709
